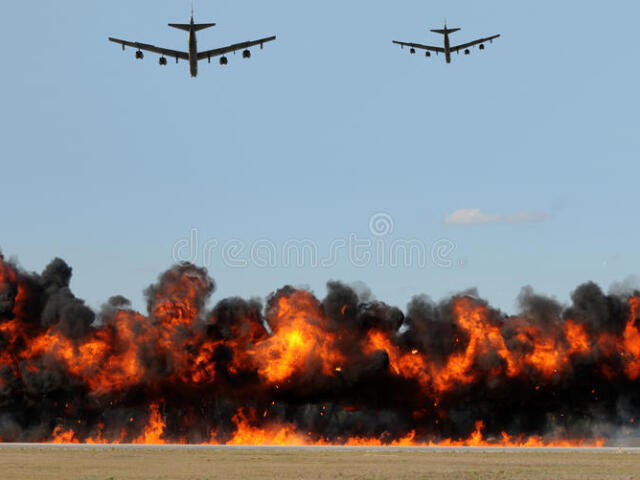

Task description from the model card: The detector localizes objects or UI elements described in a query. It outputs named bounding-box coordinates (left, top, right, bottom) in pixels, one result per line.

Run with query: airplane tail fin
left=169, top=23, right=216, bottom=32
left=431, top=28, right=460, bottom=35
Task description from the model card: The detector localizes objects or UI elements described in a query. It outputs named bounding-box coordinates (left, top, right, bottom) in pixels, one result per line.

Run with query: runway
left=1, top=443, right=640, bottom=453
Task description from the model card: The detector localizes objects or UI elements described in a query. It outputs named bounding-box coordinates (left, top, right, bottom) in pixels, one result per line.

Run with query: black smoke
left=0, top=254, right=638, bottom=444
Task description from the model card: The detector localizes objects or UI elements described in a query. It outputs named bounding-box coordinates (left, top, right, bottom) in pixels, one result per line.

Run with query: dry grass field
left=1, top=447, right=639, bottom=480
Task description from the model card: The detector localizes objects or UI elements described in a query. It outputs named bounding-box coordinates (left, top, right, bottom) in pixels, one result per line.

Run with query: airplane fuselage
left=443, top=32, right=451, bottom=64
left=188, top=28, right=198, bottom=77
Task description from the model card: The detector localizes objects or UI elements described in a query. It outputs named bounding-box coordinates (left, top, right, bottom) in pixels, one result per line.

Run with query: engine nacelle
left=425, top=51, right=431, bottom=57
left=479, top=44, right=485, bottom=50
left=243, top=49, right=251, bottom=59
left=159, top=57, right=167, bottom=66
left=410, top=48, right=416, bottom=54
left=464, top=49, right=470, bottom=55
left=135, top=50, right=144, bottom=60
left=220, top=56, right=228, bottom=65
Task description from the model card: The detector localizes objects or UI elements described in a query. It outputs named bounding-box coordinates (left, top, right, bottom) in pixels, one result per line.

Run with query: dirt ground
left=1, top=447, right=639, bottom=480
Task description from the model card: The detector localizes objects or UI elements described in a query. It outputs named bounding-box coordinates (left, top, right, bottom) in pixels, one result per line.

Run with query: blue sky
left=1, top=0, right=639, bottom=314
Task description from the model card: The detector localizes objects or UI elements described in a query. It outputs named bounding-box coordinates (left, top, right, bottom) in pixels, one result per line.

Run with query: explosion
left=0, top=252, right=638, bottom=446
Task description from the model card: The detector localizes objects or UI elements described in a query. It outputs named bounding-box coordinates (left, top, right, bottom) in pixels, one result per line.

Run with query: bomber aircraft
left=109, top=9, right=276, bottom=78
left=393, top=23, right=499, bottom=64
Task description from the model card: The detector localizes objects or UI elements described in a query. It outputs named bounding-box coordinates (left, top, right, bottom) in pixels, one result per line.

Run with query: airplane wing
left=108, top=37, right=188, bottom=60
left=392, top=41, right=445, bottom=53
left=197, top=36, right=277, bottom=60
left=449, top=34, right=500, bottom=53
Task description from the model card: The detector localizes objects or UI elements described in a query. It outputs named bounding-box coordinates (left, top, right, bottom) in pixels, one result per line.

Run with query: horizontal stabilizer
left=169, top=23, right=216, bottom=32
left=431, top=28, right=460, bottom=35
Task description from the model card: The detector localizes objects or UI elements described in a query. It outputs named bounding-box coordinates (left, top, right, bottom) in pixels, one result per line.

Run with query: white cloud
left=443, top=208, right=549, bottom=226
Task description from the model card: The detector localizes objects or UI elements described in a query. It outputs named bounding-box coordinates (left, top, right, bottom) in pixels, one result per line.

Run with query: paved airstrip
left=1, top=443, right=640, bottom=453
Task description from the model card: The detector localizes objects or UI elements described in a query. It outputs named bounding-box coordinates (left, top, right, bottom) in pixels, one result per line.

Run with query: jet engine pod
left=220, top=56, right=228, bottom=65
left=159, top=56, right=167, bottom=66
left=464, top=49, right=470, bottom=55
left=425, top=51, right=431, bottom=57
left=479, top=44, right=485, bottom=50
left=410, top=48, right=416, bottom=54
left=242, top=49, right=251, bottom=59
left=135, top=50, right=144, bottom=60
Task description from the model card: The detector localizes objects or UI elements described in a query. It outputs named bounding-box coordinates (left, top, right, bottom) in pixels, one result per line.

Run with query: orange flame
left=253, top=292, right=345, bottom=382
left=48, top=426, right=79, bottom=444
left=133, top=404, right=166, bottom=444
left=623, top=297, right=640, bottom=380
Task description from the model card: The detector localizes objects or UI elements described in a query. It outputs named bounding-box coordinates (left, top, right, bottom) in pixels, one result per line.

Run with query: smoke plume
left=0, top=252, right=638, bottom=445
